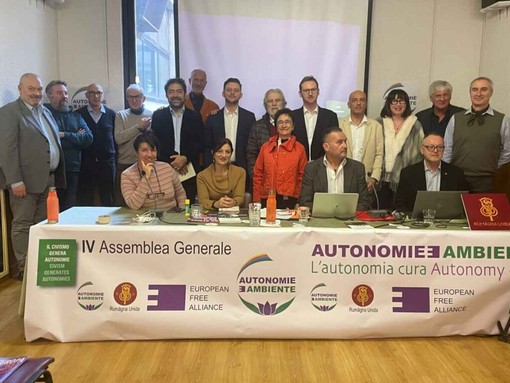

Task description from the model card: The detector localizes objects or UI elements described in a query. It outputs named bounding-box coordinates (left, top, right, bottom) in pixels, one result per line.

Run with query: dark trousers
left=114, top=163, right=133, bottom=207
left=79, top=160, right=115, bottom=207
left=465, top=175, right=494, bottom=193
left=377, top=181, right=395, bottom=210
left=183, top=177, right=197, bottom=204
left=57, top=171, right=79, bottom=211
left=261, top=195, right=297, bottom=209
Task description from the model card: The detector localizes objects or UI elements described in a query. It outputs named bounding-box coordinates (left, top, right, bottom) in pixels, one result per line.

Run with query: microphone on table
left=366, top=172, right=389, bottom=218
left=367, top=172, right=380, bottom=210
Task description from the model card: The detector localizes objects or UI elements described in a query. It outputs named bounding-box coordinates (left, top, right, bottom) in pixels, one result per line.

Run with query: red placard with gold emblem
left=461, top=193, right=510, bottom=230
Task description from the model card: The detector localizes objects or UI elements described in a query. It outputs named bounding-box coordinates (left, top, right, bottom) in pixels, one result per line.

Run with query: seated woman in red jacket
left=253, top=108, right=307, bottom=208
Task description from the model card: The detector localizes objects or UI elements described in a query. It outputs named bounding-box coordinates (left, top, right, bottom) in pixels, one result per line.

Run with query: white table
left=24, top=207, right=510, bottom=342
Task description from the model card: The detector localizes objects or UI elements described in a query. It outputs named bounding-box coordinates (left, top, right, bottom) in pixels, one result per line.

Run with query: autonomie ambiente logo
left=237, top=254, right=296, bottom=316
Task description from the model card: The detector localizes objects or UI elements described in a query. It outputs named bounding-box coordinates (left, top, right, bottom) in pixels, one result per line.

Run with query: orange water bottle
left=266, top=189, right=277, bottom=224
left=47, top=187, right=59, bottom=224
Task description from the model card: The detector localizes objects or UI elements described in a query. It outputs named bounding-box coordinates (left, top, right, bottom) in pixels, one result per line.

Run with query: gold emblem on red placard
left=479, top=197, right=498, bottom=222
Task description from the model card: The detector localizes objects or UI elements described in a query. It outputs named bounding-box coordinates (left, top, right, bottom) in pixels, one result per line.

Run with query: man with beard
left=246, top=88, right=287, bottom=189
left=299, top=127, right=370, bottom=211
left=184, top=69, right=219, bottom=123
left=205, top=78, right=256, bottom=171
left=394, top=134, right=468, bottom=213
left=151, top=78, right=205, bottom=201
left=0, top=73, right=65, bottom=278
left=45, top=80, right=93, bottom=210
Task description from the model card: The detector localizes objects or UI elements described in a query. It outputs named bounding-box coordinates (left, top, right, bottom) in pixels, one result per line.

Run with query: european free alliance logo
left=237, top=254, right=296, bottom=316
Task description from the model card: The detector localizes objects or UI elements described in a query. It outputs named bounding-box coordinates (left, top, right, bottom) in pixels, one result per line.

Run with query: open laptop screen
left=312, top=192, right=359, bottom=219
left=411, top=191, right=468, bottom=220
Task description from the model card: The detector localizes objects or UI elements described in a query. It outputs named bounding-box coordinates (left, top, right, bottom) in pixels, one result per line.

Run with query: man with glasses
left=416, top=80, right=464, bottom=137
left=45, top=80, right=93, bottom=211
left=443, top=77, right=510, bottom=193
left=114, top=84, right=152, bottom=206
left=292, top=75, right=339, bottom=161
left=76, top=83, right=117, bottom=206
left=394, top=133, right=468, bottom=212
left=246, top=88, right=287, bottom=188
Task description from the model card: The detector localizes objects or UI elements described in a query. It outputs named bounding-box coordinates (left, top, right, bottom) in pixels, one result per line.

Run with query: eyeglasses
left=422, top=145, right=445, bottom=152
left=301, top=88, right=318, bottom=94
left=277, top=120, right=293, bottom=126
left=147, top=192, right=165, bottom=200
left=127, top=95, right=143, bottom=100
left=390, top=99, right=406, bottom=105
left=88, top=91, right=103, bottom=97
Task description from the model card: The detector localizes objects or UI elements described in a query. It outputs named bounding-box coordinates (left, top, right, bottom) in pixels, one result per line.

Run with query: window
left=125, top=0, right=177, bottom=111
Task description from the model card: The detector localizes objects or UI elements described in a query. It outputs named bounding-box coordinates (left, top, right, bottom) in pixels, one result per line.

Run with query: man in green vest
left=443, top=77, right=510, bottom=192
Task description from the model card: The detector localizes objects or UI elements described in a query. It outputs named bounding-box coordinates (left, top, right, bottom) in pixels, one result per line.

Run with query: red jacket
left=253, top=135, right=307, bottom=201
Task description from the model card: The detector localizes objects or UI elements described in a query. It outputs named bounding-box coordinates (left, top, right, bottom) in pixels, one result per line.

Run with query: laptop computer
left=312, top=192, right=359, bottom=219
left=411, top=191, right=468, bottom=220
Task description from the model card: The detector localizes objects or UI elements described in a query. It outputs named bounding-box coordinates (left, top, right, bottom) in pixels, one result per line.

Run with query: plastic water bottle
left=266, top=189, right=277, bottom=224
left=47, top=187, right=59, bottom=224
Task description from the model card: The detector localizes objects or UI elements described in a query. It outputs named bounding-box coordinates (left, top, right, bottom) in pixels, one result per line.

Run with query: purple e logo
left=147, top=284, right=186, bottom=311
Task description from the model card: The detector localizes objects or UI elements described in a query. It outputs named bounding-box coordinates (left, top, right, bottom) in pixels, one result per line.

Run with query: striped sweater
left=121, top=161, right=186, bottom=210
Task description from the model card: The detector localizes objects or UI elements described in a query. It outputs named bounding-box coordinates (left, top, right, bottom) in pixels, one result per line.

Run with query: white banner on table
left=24, top=224, right=510, bottom=342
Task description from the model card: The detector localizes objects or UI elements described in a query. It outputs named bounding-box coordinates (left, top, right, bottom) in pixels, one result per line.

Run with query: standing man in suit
left=205, top=78, right=256, bottom=174
left=45, top=80, right=93, bottom=211
left=0, top=73, right=66, bottom=278
left=152, top=78, right=205, bottom=201
left=394, top=133, right=468, bottom=212
left=299, top=127, right=371, bottom=211
left=76, top=83, right=117, bottom=206
left=340, top=90, right=383, bottom=196
left=415, top=80, right=464, bottom=137
left=292, top=75, right=339, bottom=161
left=184, top=69, right=219, bottom=124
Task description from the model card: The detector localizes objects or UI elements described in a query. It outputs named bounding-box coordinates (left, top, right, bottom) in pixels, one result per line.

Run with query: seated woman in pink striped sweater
left=121, top=133, right=186, bottom=211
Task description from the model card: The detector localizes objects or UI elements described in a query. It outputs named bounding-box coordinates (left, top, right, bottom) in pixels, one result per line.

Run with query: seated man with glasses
left=121, top=132, right=186, bottom=211
left=394, top=133, right=468, bottom=212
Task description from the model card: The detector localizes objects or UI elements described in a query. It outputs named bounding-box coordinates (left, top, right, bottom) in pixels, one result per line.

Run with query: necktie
left=467, top=105, right=489, bottom=127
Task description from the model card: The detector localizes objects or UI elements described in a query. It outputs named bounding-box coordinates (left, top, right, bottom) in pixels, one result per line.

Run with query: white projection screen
left=178, top=0, right=371, bottom=118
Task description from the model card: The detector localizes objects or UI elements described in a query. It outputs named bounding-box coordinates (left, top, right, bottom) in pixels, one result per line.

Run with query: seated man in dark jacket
left=394, top=133, right=469, bottom=213
left=300, top=127, right=371, bottom=211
